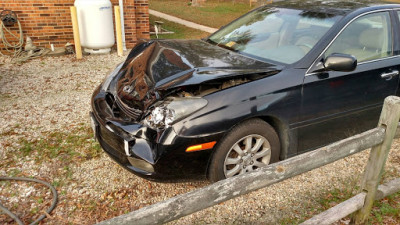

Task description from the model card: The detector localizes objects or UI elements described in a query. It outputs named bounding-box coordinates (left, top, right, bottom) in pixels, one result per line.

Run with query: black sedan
left=91, top=0, right=400, bottom=182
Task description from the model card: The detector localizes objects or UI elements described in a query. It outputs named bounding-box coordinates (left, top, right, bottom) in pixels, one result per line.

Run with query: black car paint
left=92, top=86, right=224, bottom=180
left=91, top=0, right=400, bottom=181
left=115, top=39, right=280, bottom=112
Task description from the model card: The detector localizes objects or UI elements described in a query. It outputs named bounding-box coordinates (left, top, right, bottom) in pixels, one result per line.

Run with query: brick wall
left=133, top=0, right=150, bottom=40
left=0, top=0, right=149, bottom=50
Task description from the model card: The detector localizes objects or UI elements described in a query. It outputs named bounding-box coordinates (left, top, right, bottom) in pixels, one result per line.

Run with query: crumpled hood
left=114, top=39, right=281, bottom=110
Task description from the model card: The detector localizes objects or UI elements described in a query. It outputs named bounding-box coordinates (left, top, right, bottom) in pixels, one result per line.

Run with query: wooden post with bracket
left=351, top=96, right=400, bottom=224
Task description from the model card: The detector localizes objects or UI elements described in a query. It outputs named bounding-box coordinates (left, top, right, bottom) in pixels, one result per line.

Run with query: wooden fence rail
left=96, top=96, right=400, bottom=225
left=301, top=178, right=400, bottom=225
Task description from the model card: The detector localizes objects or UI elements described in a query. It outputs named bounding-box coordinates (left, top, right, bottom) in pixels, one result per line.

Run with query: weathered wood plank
left=376, top=178, right=400, bottom=199
left=96, top=127, right=385, bottom=225
left=352, top=96, right=400, bottom=224
left=302, top=193, right=366, bottom=225
left=301, top=178, right=400, bottom=225
left=394, top=122, right=400, bottom=138
left=70, top=7, right=82, bottom=60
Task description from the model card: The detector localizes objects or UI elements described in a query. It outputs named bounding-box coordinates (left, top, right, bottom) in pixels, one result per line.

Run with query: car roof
left=268, top=0, right=400, bottom=16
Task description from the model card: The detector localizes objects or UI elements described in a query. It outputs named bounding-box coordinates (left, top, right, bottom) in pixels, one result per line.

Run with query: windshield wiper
left=216, top=43, right=238, bottom=52
left=206, top=38, right=238, bottom=52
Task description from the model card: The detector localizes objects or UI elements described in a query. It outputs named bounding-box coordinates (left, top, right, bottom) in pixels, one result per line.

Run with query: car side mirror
left=324, top=53, right=357, bottom=72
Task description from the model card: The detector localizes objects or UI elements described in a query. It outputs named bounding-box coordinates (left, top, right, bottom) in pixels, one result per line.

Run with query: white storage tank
left=74, top=0, right=115, bottom=54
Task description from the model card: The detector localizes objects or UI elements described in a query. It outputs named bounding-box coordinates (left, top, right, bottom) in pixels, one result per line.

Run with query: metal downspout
left=119, top=0, right=127, bottom=50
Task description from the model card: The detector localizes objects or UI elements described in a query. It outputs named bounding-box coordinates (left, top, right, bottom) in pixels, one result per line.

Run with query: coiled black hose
left=0, top=177, right=58, bottom=225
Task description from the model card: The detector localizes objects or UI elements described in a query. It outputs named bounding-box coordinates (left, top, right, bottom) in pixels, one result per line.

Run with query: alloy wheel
left=223, top=134, right=271, bottom=178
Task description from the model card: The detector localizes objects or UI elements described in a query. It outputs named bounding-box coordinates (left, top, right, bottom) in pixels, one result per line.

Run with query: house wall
left=0, top=0, right=149, bottom=49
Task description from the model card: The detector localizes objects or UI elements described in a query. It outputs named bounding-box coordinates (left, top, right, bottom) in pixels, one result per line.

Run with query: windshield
left=208, top=7, right=342, bottom=64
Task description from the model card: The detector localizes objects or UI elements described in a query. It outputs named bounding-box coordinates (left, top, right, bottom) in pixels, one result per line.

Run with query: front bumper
left=91, top=86, right=221, bottom=181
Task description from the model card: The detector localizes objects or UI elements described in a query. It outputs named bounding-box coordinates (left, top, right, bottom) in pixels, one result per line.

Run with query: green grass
left=278, top=183, right=360, bottom=224
left=0, top=126, right=102, bottom=189
left=370, top=192, right=400, bottom=224
left=14, top=126, right=102, bottom=165
left=149, top=0, right=255, bottom=28
left=150, top=15, right=210, bottom=40
left=278, top=183, right=400, bottom=224
left=316, top=186, right=360, bottom=210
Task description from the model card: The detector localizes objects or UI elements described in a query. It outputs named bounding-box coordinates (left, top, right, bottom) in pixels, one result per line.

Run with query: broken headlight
left=145, top=97, right=208, bottom=130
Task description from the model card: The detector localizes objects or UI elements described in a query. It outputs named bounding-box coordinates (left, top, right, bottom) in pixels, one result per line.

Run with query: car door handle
left=381, top=70, right=399, bottom=80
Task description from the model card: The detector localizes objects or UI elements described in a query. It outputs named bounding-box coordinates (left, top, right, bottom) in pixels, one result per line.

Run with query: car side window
left=325, top=12, right=392, bottom=63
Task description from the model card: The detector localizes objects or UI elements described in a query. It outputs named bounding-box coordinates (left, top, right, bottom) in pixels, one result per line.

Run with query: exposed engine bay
left=101, top=39, right=281, bottom=131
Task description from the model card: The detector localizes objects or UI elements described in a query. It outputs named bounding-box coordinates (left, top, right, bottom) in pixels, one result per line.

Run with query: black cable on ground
left=0, top=177, right=58, bottom=225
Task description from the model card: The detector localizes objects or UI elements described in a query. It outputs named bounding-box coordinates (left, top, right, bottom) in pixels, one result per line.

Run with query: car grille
left=115, top=96, right=143, bottom=121
left=98, top=123, right=129, bottom=164
left=105, top=93, right=143, bottom=121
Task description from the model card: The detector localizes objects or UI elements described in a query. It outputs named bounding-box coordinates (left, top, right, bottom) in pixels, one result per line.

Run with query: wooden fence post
left=351, top=96, right=400, bottom=224
left=114, top=6, right=123, bottom=57
left=70, top=6, right=83, bottom=60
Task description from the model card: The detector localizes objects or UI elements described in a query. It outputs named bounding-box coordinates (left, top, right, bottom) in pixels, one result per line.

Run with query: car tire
left=208, top=119, right=280, bottom=182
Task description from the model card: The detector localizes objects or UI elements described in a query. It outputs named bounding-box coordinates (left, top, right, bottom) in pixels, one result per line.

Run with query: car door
left=297, top=10, right=399, bottom=153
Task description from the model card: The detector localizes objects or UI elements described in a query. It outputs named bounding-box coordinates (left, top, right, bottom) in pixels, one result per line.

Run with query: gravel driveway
left=0, top=53, right=399, bottom=224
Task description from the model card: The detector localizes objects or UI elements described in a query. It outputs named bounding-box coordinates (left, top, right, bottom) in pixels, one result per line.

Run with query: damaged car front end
left=91, top=0, right=397, bottom=182
left=91, top=39, right=280, bottom=181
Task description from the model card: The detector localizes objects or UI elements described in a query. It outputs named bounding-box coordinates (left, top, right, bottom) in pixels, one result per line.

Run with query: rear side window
left=325, top=11, right=392, bottom=62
